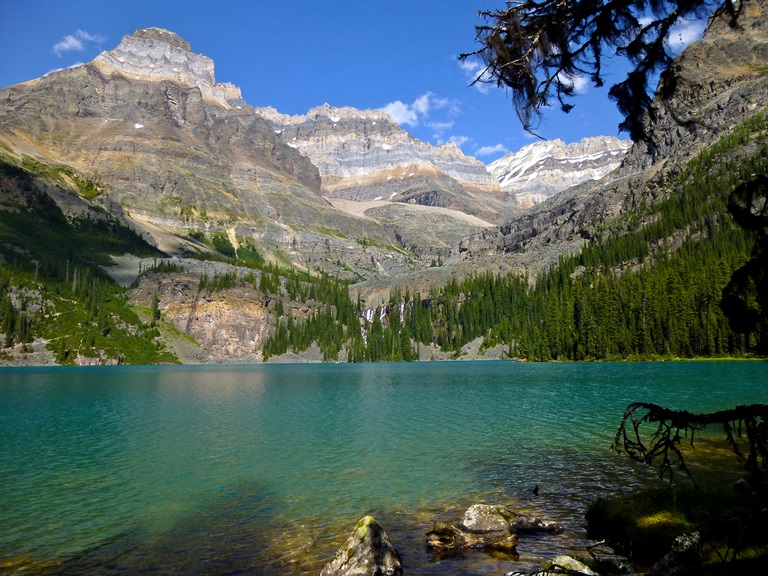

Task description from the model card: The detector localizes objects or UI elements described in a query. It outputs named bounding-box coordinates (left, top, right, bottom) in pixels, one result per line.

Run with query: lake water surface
left=2, top=361, right=767, bottom=575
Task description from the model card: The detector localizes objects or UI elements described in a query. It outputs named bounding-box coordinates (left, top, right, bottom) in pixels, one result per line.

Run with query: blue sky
left=0, top=1, right=704, bottom=162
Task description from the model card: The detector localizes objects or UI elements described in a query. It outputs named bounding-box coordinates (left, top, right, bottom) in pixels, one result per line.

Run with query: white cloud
left=427, top=120, right=454, bottom=134
left=382, top=100, right=419, bottom=126
left=638, top=16, right=654, bottom=28
left=381, top=92, right=460, bottom=128
left=448, top=135, right=470, bottom=147
left=53, top=35, right=84, bottom=54
left=637, top=15, right=705, bottom=53
left=53, top=29, right=106, bottom=56
left=458, top=58, right=492, bottom=94
left=667, top=19, right=706, bottom=52
left=412, top=93, right=432, bottom=116
left=427, top=121, right=454, bottom=131
left=475, top=143, right=509, bottom=157
left=557, top=72, right=589, bottom=95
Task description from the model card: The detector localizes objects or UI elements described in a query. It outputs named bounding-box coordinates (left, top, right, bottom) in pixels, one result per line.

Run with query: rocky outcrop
left=93, top=27, right=244, bottom=108
left=319, top=516, right=402, bottom=576
left=622, top=0, right=768, bottom=171
left=488, top=136, right=631, bottom=209
left=128, top=262, right=273, bottom=360
left=256, top=104, right=511, bottom=224
left=646, top=532, right=702, bottom=576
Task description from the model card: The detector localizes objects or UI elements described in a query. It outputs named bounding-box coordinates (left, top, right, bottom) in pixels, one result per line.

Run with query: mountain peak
left=488, top=136, right=631, bottom=208
left=130, top=27, right=192, bottom=52
left=92, top=27, right=242, bottom=108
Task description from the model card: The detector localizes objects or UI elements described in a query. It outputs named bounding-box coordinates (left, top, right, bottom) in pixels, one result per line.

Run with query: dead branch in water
left=611, top=402, right=768, bottom=487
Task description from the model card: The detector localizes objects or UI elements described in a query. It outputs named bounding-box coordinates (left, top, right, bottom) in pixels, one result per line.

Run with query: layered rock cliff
left=92, top=27, right=245, bottom=108
left=488, top=136, right=631, bottom=209
left=256, top=104, right=513, bottom=224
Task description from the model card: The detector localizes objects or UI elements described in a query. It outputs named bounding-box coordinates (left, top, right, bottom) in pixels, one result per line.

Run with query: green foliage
left=0, top=264, right=177, bottom=365
left=16, top=155, right=102, bottom=199
left=261, top=266, right=361, bottom=362
left=198, top=271, right=237, bottom=292
left=211, top=233, right=236, bottom=258
left=235, top=240, right=265, bottom=267
left=187, top=233, right=265, bottom=269
left=0, top=160, right=175, bottom=364
left=143, top=260, right=185, bottom=275
left=587, top=488, right=698, bottom=565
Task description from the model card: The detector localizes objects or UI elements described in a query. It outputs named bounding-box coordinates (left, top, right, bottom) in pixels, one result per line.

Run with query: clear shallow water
left=1, top=361, right=766, bottom=575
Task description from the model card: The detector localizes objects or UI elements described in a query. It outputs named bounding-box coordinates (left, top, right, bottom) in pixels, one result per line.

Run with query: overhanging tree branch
left=461, top=0, right=742, bottom=141
left=612, top=401, right=768, bottom=487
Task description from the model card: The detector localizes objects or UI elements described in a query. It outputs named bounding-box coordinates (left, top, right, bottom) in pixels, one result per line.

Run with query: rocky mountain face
left=256, top=105, right=512, bottom=225
left=0, top=27, right=519, bottom=280
left=0, top=29, right=439, bottom=282
left=488, top=136, right=631, bottom=209
left=92, top=28, right=246, bottom=108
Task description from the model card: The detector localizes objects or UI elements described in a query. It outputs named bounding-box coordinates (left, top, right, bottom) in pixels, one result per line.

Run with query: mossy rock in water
left=586, top=489, right=694, bottom=566
left=586, top=484, right=768, bottom=570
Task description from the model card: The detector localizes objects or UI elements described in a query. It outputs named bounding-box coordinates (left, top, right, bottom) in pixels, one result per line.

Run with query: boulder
left=460, top=504, right=513, bottom=533
left=320, top=516, right=402, bottom=576
left=427, top=503, right=565, bottom=558
left=426, top=521, right=519, bottom=555
left=646, top=531, right=702, bottom=576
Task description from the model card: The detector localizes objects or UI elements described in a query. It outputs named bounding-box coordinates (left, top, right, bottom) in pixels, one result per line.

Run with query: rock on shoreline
left=320, top=515, right=402, bottom=576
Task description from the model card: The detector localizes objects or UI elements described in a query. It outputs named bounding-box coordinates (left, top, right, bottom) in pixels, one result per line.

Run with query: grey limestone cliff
left=256, top=104, right=512, bottom=224
left=93, top=27, right=244, bottom=108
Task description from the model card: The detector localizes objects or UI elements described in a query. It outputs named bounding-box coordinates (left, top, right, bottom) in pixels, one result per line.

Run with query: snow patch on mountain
left=488, top=136, right=632, bottom=208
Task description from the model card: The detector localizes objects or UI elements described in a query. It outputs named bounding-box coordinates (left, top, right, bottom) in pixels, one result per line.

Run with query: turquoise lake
left=1, top=361, right=767, bottom=575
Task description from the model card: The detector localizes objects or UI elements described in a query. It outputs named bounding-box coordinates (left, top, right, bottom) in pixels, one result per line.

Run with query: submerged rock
left=509, top=512, right=564, bottom=535
left=427, top=503, right=564, bottom=558
left=320, top=515, right=402, bottom=576
left=426, top=520, right=519, bottom=555
left=541, top=555, right=598, bottom=575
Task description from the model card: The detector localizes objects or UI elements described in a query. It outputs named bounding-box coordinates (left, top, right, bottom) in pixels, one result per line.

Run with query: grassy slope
left=0, top=154, right=178, bottom=365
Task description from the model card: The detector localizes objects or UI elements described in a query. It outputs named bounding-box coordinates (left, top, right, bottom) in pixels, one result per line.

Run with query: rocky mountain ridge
left=92, top=27, right=245, bottom=108
left=256, top=104, right=511, bottom=224
left=0, top=27, right=537, bottom=280
left=488, top=136, right=631, bottom=209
